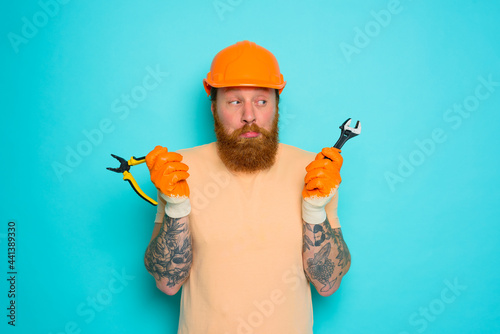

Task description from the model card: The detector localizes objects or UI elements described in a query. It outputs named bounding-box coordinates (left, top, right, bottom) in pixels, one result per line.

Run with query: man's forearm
left=144, top=214, right=192, bottom=295
left=302, top=217, right=351, bottom=296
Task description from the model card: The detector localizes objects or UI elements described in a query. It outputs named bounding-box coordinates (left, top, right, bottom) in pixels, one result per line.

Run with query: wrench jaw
left=333, top=118, right=362, bottom=150
left=340, top=118, right=352, bottom=131
left=351, top=120, right=361, bottom=135
left=340, top=118, right=361, bottom=135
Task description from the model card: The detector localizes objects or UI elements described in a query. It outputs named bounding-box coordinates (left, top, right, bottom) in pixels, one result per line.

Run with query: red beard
left=213, top=110, right=280, bottom=173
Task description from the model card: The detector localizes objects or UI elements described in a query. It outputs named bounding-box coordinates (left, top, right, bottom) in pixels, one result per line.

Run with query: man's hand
left=302, top=147, right=343, bottom=225
left=146, top=146, right=191, bottom=218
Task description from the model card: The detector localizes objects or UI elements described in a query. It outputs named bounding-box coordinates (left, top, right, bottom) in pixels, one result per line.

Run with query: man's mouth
left=240, top=131, right=260, bottom=138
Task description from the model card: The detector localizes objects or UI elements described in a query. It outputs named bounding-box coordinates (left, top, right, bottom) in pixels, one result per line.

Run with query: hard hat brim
left=203, top=78, right=286, bottom=96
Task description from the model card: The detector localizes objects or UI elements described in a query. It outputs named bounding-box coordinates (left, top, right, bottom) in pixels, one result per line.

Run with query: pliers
left=106, top=154, right=158, bottom=206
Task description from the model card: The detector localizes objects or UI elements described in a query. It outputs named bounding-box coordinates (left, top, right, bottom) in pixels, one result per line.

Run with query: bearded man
left=144, top=40, right=351, bottom=334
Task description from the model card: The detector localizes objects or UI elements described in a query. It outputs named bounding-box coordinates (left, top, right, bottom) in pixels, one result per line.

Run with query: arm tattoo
left=145, top=215, right=192, bottom=288
left=302, top=218, right=351, bottom=293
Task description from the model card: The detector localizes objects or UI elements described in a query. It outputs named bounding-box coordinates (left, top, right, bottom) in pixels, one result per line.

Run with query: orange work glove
left=146, top=146, right=191, bottom=218
left=302, top=147, right=343, bottom=224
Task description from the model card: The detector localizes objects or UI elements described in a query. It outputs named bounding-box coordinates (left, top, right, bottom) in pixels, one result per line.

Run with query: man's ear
left=210, top=102, right=215, bottom=116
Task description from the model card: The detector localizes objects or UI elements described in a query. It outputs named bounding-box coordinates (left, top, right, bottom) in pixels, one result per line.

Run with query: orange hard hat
left=203, top=40, right=286, bottom=96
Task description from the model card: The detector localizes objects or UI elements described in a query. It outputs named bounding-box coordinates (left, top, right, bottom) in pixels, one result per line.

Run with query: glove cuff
left=301, top=199, right=327, bottom=225
left=160, top=193, right=191, bottom=218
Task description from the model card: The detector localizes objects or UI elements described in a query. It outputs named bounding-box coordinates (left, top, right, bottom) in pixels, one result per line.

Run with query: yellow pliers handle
left=128, top=156, right=146, bottom=166
left=123, top=170, right=158, bottom=206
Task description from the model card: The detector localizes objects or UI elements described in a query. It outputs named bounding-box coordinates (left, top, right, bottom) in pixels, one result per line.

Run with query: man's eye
left=257, top=100, right=267, bottom=105
left=229, top=101, right=240, bottom=105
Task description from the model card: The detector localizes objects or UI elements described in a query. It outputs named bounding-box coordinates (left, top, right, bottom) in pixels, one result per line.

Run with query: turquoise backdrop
left=2, top=0, right=499, bottom=333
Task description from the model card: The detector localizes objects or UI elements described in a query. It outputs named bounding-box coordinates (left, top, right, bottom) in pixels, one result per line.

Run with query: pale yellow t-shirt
left=154, top=142, right=341, bottom=334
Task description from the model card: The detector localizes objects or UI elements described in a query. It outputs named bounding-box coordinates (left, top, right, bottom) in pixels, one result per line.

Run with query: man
left=144, top=40, right=351, bottom=333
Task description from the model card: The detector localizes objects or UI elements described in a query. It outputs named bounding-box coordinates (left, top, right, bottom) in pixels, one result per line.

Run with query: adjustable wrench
left=323, top=118, right=361, bottom=161
left=333, top=118, right=361, bottom=149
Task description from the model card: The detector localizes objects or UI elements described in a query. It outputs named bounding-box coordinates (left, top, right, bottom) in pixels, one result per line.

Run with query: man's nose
left=241, top=101, right=256, bottom=124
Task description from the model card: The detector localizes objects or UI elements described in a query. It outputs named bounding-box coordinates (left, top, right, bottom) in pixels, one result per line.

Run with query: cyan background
left=2, top=0, right=499, bottom=333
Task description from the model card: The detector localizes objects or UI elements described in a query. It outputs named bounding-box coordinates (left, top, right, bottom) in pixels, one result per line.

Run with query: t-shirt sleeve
left=154, top=189, right=167, bottom=223
left=325, top=190, right=341, bottom=228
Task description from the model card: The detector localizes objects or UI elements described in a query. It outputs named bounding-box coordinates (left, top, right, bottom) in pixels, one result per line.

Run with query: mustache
left=230, top=123, right=271, bottom=139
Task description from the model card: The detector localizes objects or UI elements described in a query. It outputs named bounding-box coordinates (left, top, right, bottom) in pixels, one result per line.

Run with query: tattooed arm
left=144, top=214, right=193, bottom=295
left=302, top=217, right=351, bottom=297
